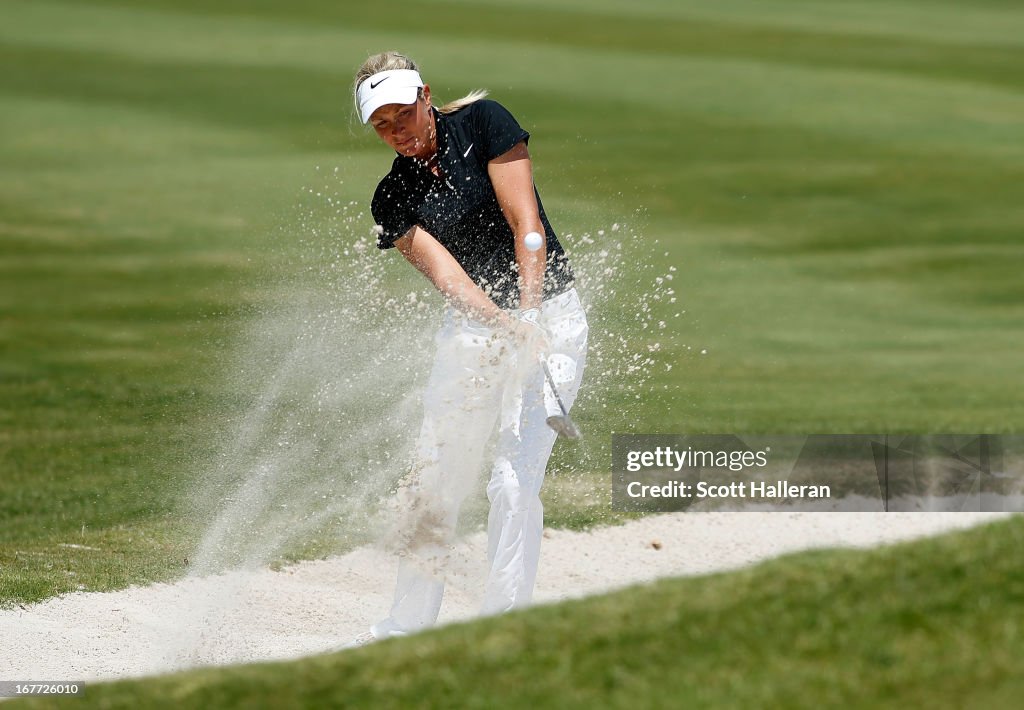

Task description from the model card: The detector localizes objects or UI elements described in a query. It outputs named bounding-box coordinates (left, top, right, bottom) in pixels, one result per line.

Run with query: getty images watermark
left=612, top=435, right=1024, bottom=512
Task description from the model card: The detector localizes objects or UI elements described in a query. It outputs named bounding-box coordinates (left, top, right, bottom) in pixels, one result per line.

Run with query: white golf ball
left=524, top=231, right=543, bottom=251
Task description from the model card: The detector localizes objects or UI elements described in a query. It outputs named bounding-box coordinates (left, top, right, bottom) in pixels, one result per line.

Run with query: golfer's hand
left=508, top=309, right=550, bottom=359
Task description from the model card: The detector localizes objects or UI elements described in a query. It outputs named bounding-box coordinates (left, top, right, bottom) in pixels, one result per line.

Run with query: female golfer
left=354, top=51, right=587, bottom=641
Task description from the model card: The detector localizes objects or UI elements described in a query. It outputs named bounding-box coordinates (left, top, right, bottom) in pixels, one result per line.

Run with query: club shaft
left=540, top=358, right=570, bottom=416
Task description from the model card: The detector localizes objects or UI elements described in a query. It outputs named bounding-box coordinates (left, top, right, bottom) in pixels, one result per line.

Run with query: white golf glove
left=511, top=308, right=550, bottom=360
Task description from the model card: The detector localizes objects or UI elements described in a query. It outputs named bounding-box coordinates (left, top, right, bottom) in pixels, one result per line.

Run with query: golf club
left=540, top=357, right=581, bottom=440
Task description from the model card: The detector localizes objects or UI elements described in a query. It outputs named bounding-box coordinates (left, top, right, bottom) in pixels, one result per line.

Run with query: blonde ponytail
left=437, top=89, right=489, bottom=114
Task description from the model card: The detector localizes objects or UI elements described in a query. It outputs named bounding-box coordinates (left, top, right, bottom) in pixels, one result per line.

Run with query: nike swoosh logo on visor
left=370, top=76, right=390, bottom=89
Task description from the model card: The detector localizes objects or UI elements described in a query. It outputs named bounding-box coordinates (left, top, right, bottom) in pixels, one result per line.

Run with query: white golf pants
left=371, top=288, right=588, bottom=639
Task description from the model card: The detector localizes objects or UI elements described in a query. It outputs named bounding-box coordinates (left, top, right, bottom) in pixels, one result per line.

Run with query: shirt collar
left=432, top=107, right=448, bottom=156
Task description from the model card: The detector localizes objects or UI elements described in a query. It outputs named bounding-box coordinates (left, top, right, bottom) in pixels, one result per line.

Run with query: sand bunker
left=0, top=511, right=1013, bottom=684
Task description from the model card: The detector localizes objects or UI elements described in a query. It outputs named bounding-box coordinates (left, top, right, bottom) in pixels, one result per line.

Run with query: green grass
left=2, top=0, right=1022, bottom=603
left=11, top=515, right=1024, bottom=709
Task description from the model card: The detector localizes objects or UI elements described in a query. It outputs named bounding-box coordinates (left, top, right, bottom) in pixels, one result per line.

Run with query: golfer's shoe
left=345, top=625, right=410, bottom=649
left=330, top=629, right=376, bottom=652
left=351, top=630, right=377, bottom=647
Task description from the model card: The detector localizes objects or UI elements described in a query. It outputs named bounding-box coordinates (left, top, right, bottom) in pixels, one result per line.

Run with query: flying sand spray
left=162, top=173, right=682, bottom=666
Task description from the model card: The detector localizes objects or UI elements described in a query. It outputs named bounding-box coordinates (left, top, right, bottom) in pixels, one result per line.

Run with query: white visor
left=357, top=69, right=424, bottom=124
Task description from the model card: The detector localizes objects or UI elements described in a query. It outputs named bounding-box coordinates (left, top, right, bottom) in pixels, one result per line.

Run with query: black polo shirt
left=370, top=99, right=574, bottom=310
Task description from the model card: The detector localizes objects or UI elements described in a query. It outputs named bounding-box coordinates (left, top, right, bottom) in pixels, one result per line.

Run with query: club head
left=546, top=415, right=581, bottom=440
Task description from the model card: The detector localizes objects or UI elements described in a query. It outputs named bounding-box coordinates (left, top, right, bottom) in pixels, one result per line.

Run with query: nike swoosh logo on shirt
left=463, top=143, right=474, bottom=158
left=369, top=76, right=390, bottom=89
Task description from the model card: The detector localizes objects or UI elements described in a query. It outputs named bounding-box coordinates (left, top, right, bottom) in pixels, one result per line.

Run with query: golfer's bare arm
left=393, top=140, right=545, bottom=327
left=488, top=141, right=546, bottom=311
left=394, top=227, right=517, bottom=329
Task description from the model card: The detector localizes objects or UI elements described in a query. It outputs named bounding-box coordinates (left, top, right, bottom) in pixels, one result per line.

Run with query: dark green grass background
left=2, top=0, right=1023, bottom=601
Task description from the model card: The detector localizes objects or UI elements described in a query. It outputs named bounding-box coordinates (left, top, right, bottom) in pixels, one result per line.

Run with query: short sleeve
left=471, top=100, right=530, bottom=161
left=370, top=175, right=417, bottom=249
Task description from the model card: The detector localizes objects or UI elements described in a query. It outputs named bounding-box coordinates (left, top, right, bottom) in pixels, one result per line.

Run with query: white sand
left=0, top=512, right=1014, bottom=684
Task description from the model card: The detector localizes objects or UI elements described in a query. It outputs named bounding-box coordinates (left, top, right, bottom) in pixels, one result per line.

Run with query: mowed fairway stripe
left=75, top=0, right=1024, bottom=48
left=5, top=1, right=1024, bottom=166
left=439, top=0, right=1024, bottom=47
